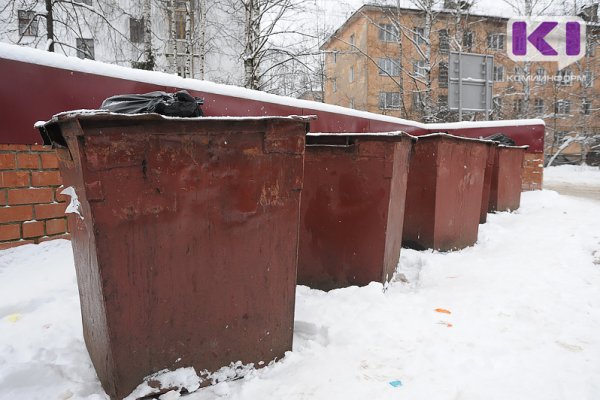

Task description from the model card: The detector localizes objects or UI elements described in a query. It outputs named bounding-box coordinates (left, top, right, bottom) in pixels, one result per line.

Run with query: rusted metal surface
left=403, top=134, right=492, bottom=251
left=297, top=133, right=414, bottom=290
left=480, top=145, right=498, bottom=224
left=489, top=146, right=527, bottom=212
left=39, top=113, right=308, bottom=400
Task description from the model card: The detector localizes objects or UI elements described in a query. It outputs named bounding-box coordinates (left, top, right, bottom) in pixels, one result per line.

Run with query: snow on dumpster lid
left=37, top=109, right=317, bottom=127
left=308, top=131, right=416, bottom=139
left=419, top=132, right=497, bottom=144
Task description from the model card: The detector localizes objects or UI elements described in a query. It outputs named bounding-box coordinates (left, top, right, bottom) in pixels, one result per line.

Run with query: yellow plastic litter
left=434, top=308, right=451, bottom=315
left=6, top=313, right=22, bottom=323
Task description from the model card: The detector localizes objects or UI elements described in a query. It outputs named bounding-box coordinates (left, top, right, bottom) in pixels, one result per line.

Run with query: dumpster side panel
left=490, top=147, right=525, bottom=212
left=52, top=124, right=117, bottom=396
left=433, top=139, right=488, bottom=251
left=55, top=117, right=305, bottom=399
left=382, top=140, right=413, bottom=282
left=480, top=145, right=497, bottom=224
left=402, top=140, right=438, bottom=250
left=298, top=142, right=391, bottom=290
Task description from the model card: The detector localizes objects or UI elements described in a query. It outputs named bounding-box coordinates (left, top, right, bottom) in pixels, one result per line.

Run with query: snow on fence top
left=0, top=43, right=544, bottom=131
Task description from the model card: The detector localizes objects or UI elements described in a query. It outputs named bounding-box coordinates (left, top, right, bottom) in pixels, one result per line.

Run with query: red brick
left=38, top=233, right=71, bottom=243
left=34, top=203, right=67, bottom=219
left=0, top=240, right=35, bottom=250
left=8, top=188, right=53, bottom=205
left=54, top=187, right=68, bottom=203
left=0, top=171, right=30, bottom=188
left=30, top=145, right=53, bottom=152
left=31, top=171, right=62, bottom=187
left=22, top=220, right=44, bottom=238
left=0, top=190, right=6, bottom=206
left=3, top=144, right=30, bottom=151
left=0, top=224, right=21, bottom=241
left=41, top=153, right=60, bottom=169
left=45, top=218, right=67, bottom=235
left=0, top=154, right=16, bottom=170
left=17, top=153, right=40, bottom=169
left=0, top=205, right=33, bottom=223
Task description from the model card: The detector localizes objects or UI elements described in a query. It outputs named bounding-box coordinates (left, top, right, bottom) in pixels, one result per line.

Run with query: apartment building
left=321, top=3, right=600, bottom=164
left=0, top=0, right=243, bottom=84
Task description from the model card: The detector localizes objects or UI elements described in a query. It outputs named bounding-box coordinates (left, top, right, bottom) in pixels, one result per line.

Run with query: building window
left=332, top=52, right=337, bottom=63
left=534, top=98, right=544, bottom=115
left=412, top=92, right=424, bottom=111
left=555, top=130, right=569, bottom=141
left=349, top=33, right=355, bottom=47
left=349, top=98, right=355, bottom=109
left=378, top=58, right=400, bottom=76
left=379, top=92, right=401, bottom=109
left=349, top=66, right=354, bottom=83
left=583, top=98, right=591, bottom=115
left=487, top=33, right=505, bottom=50
left=535, top=67, right=546, bottom=84
left=414, top=27, right=426, bottom=45
left=555, top=100, right=571, bottom=115
left=413, top=60, right=427, bottom=78
left=438, top=94, right=448, bottom=109
left=332, top=78, right=337, bottom=92
left=18, top=10, right=37, bottom=37
left=172, top=0, right=188, bottom=40
left=439, top=62, right=448, bottom=87
left=584, top=70, right=593, bottom=88
left=439, top=29, right=449, bottom=53
left=379, top=24, right=399, bottom=42
left=463, top=30, right=474, bottom=51
left=129, top=17, right=144, bottom=43
left=557, top=68, right=573, bottom=86
left=513, top=98, right=523, bottom=114
left=493, top=65, right=504, bottom=82
left=76, top=38, right=95, bottom=59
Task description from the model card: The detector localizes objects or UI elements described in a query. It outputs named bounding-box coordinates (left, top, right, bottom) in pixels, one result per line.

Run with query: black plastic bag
left=484, top=133, right=516, bottom=146
left=101, top=90, right=204, bottom=117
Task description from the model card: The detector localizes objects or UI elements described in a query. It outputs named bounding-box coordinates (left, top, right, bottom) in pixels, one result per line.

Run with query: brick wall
left=0, top=145, right=69, bottom=250
left=522, top=153, right=544, bottom=191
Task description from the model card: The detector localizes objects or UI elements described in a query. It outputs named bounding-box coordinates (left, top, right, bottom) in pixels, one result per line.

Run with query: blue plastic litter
left=389, top=380, right=402, bottom=387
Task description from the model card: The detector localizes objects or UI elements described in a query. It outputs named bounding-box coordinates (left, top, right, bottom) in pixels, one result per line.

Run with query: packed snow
left=544, top=164, right=600, bottom=187
left=1, top=187, right=600, bottom=399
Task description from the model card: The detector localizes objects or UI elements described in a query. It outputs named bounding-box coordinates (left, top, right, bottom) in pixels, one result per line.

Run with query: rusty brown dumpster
left=479, top=145, right=498, bottom=224
left=38, top=112, right=309, bottom=400
left=489, top=145, right=528, bottom=212
left=402, top=133, right=492, bottom=251
left=297, top=132, right=415, bottom=291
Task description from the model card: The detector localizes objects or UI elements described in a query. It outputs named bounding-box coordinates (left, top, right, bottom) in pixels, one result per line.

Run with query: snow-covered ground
left=544, top=165, right=600, bottom=187
left=1, top=188, right=600, bottom=400
left=544, top=165, right=600, bottom=201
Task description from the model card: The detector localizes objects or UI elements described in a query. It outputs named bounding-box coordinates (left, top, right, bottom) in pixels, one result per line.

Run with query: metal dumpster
left=297, top=132, right=415, bottom=290
left=479, top=144, right=498, bottom=224
left=489, top=145, right=528, bottom=212
left=402, top=133, right=492, bottom=251
left=38, top=112, right=309, bottom=400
